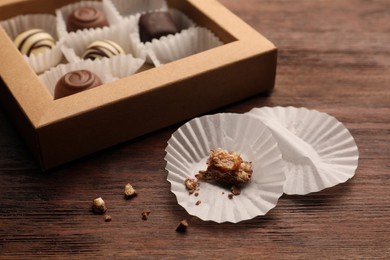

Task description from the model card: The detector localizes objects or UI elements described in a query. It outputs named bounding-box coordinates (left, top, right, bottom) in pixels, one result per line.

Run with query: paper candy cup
left=0, top=14, right=63, bottom=74
left=247, top=107, right=359, bottom=195
left=56, top=0, right=122, bottom=39
left=129, top=8, right=198, bottom=64
left=39, top=59, right=114, bottom=98
left=106, top=0, right=168, bottom=18
left=98, top=54, right=145, bottom=80
left=165, top=113, right=285, bottom=223
left=146, top=27, right=223, bottom=67
left=61, top=18, right=138, bottom=63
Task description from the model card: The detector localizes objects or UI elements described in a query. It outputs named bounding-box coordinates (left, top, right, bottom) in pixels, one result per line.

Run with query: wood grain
left=1, top=0, right=389, bottom=258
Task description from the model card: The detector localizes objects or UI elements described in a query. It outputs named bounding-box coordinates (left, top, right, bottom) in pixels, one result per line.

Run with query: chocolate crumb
left=185, top=178, right=199, bottom=194
left=194, top=192, right=199, bottom=197
left=141, top=210, right=151, bottom=220
left=222, top=192, right=225, bottom=195
left=92, top=197, right=107, bottom=214
left=176, top=219, right=189, bottom=233
left=231, top=186, right=241, bottom=196
left=195, top=200, right=202, bottom=206
left=104, top=215, right=112, bottom=222
left=124, top=183, right=137, bottom=199
left=228, top=194, right=234, bottom=199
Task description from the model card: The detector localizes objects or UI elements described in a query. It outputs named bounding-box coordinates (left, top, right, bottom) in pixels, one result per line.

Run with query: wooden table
left=1, top=0, right=389, bottom=258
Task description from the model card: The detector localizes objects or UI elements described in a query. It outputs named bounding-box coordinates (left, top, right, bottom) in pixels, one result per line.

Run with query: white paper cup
left=98, top=54, right=145, bottom=80
left=39, top=59, right=114, bottom=98
left=247, top=106, right=359, bottom=195
left=165, top=113, right=285, bottom=223
left=56, top=0, right=122, bottom=39
left=129, top=8, right=197, bottom=64
left=0, top=14, right=63, bottom=74
left=106, top=0, right=168, bottom=18
left=61, top=18, right=138, bottom=63
left=147, top=27, right=224, bottom=66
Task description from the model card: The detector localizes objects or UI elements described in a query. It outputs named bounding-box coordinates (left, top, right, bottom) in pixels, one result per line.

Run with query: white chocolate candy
left=82, top=40, right=125, bottom=60
left=13, top=28, right=55, bottom=56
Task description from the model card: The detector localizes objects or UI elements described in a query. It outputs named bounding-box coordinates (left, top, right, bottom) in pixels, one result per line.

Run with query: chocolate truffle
left=138, top=11, right=179, bottom=43
left=82, top=40, right=125, bottom=60
left=13, top=28, right=55, bottom=56
left=54, top=70, right=102, bottom=99
left=67, top=7, right=109, bottom=32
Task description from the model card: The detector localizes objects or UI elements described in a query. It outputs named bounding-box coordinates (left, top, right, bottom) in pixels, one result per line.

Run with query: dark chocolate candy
left=67, top=7, right=109, bottom=32
left=138, top=11, right=178, bottom=43
left=54, top=70, right=102, bottom=99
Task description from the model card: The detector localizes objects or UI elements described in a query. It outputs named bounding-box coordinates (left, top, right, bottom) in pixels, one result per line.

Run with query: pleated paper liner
left=0, top=14, right=63, bottom=74
left=165, top=113, right=285, bottom=223
left=56, top=0, right=122, bottom=39
left=146, top=27, right=224, bottom=67
left=98, top=54, right=145, bottom=80
left=105, top=0, right=168, bottom=18
left=247, top=107, right=359, bottom=195
left=129, top=8, right=197, bottom=64
left=61, top=18, right=138, bottom=63
left=39, top=54, right=144, bottom=98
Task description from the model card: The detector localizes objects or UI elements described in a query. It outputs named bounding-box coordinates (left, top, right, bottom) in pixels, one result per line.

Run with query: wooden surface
left=1, top=0, right=389, bottom=258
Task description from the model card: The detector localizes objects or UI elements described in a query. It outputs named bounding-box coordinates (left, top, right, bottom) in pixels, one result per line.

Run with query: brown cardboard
left=0, top=0, right=277, bottom=170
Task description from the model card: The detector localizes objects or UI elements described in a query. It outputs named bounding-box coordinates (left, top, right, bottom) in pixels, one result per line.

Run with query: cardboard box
left=0, top=0, right=277, bottom=170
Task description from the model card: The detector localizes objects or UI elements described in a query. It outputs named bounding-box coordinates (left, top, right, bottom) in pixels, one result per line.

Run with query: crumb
left=195, top=200, right=202, bottom=206
left=231, top=186, right=241, bottom=196
left=185, top=178, right=199, bottom=194
left=124, top=183, right=137, bottom=199
left=228, top=194, right=234, bottom=199
left=194, top=192, right=199, bottom=197
left=92, top=197, right=107, bottom=214
left=104, top=215, right=112, bottom=222
left=141, top=210, right=151, bottom=220
left=222, top=192, right=225, bottom=195
left=176, top=219, right=189, bottom=233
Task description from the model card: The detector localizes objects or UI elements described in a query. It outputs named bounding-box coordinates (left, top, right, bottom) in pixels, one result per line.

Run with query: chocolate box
left=0, top=0, right=277, bottom=170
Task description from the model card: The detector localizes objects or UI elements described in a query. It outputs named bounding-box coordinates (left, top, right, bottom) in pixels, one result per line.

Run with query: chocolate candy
left=138, top=12, right=179, bottom=43
left=82, top=40, right=125, bottom=60
left=67, top=7, right=108, bottom=32
left=13, top=29, right=55, bottom=56
left=54, top=70, right=102, bottom=99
